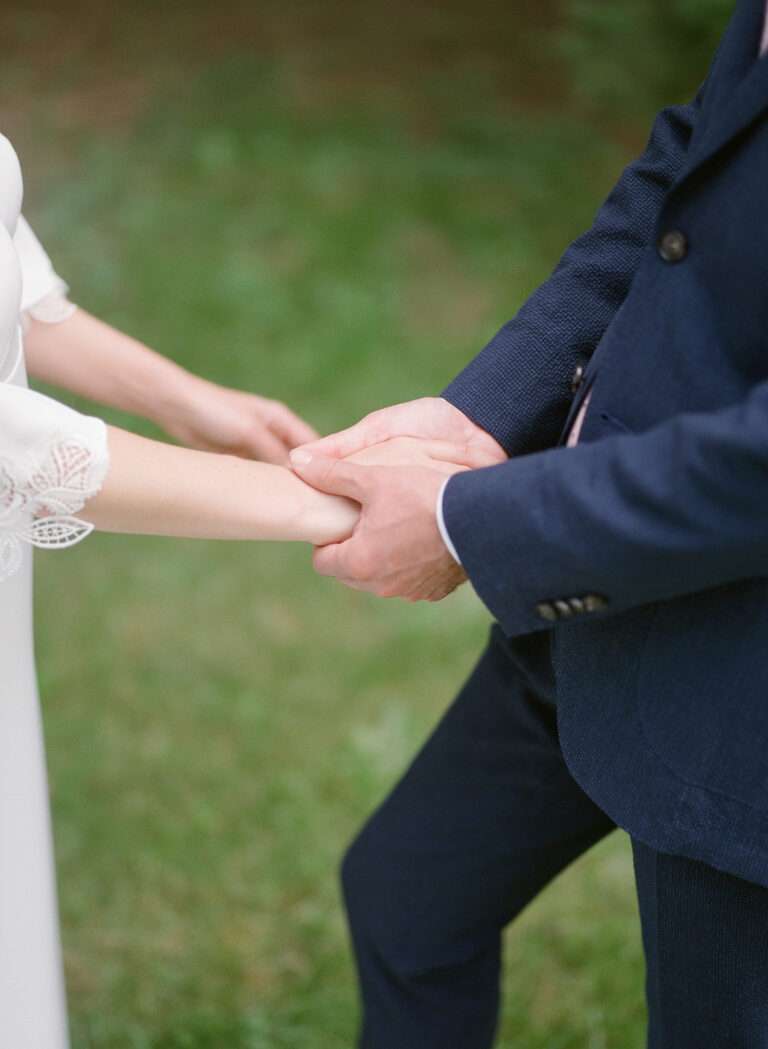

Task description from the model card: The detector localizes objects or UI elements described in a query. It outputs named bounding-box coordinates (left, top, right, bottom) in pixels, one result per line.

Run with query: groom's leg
left=342, top=625, right=615, bottom=1049
left=633, top=840, right=768, bottom=1049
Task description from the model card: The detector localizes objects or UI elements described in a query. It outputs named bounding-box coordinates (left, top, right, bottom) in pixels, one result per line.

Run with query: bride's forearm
left=82, top=427, right=358, bottom=544
left=24, top=308, right=198, bottom=426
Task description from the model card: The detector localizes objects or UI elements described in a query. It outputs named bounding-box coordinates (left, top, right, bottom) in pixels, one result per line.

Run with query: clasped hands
left=289, top=398, right=507, bottom=601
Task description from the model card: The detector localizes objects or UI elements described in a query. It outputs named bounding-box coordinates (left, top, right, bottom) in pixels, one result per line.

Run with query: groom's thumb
left=290, top=450, right=367, bottom=501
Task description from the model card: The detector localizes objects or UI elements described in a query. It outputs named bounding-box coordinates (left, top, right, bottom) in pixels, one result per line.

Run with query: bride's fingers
left=240, top=424, right=291, bottom=464
left=267, top=402, right=319, bottom=448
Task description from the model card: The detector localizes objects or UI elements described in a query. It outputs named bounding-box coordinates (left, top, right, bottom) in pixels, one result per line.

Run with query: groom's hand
left=289, top=443, right=468, bottom=601
left=293, top=397, right=507, bottom=466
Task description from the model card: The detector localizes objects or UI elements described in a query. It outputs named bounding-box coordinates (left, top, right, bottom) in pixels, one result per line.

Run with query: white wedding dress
left=0, top=133, right=110, bottom=1048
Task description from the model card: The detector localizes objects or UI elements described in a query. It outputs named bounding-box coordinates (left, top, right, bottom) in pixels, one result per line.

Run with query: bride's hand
left=295, top=437, right=487, bottom=550
left=163, top=376, right=319, bottom=465
left=300, top=487, right=360, bottom=547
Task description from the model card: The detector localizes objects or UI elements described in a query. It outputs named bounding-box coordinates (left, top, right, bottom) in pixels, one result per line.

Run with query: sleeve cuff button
left=583, top=593, right=609, bottom=613
left=535, top=594, right=609, bottom=622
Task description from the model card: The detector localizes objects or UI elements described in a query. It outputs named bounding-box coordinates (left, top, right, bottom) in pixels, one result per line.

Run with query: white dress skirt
left=0, top=134, right=110, bottom=1048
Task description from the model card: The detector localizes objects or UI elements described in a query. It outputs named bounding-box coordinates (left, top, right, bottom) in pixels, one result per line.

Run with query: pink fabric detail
left=566, top=391, right=591, bottom=447
left=761, top=0, right=768, bottom=56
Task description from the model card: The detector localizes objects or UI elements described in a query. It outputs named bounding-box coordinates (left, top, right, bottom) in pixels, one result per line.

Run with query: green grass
left=7, top=3, right=653, bottom=1045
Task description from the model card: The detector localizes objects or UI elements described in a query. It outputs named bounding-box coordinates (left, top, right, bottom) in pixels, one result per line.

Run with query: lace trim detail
left=0, top=433, right=108, bottom=581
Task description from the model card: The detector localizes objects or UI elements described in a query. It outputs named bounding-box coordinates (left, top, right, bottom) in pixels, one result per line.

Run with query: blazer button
left=536, top=601, right=558, bottom=623
left=570, top=364, right=585, bottom=394
left=583, top=593, right=609, bottom=613
left=657, top=229, right=688, bottom=263
left=554, top=599, right=574, bottom=618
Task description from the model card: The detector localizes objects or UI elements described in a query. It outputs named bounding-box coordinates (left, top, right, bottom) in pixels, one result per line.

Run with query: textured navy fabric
left=440, top=0, right=768, bottom=887
left=441, top=97, right=702, bottom=456
left=343, top=627, right=768, bottom=1048
left=633, top=839, right=768, bottom=1049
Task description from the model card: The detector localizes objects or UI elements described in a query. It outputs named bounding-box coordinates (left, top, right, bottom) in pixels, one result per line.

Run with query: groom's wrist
left=436, top=477, right=462, bottom=565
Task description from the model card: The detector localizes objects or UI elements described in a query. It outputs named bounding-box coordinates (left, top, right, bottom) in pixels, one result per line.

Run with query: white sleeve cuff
left=14, top=216, right=72, bottom=316
left=436, top=476, right=462, bottom=565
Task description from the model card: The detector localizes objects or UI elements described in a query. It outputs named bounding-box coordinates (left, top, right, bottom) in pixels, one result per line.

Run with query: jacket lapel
left=675, top=0, right=768, bottom=187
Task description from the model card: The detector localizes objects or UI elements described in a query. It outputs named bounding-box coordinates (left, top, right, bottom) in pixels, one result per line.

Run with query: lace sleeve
left=0, top=384, right=110, bottom=581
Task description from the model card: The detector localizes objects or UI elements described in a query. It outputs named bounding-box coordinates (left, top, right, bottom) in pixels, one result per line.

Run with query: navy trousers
left=342, top=627, right=768, bottom=1048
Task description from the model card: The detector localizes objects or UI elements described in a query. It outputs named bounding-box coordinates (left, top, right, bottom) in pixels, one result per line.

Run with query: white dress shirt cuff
left=436, top=476, right=462, bottom=565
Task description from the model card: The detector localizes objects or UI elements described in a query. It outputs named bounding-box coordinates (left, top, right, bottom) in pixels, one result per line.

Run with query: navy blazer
left=442, top=0, right=768, bottom=887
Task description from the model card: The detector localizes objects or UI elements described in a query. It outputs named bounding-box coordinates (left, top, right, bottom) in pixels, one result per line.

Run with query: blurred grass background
left=2, top=1, right=731, bottom=1046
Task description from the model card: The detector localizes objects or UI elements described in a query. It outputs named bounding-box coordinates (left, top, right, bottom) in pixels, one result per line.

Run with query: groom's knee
left=341, top=815, right=474, bottom=981
left=341, top=818, right=420, bottom=971
left=340, top=820, right=382, bottom=927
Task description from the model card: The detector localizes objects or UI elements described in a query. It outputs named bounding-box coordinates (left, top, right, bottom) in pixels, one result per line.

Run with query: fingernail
left=290, top=449, right=313, bottom=466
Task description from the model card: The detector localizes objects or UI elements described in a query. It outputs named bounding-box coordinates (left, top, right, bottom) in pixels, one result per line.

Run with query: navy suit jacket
left=442, top=0, right=768, bottom=887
